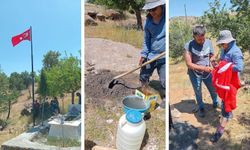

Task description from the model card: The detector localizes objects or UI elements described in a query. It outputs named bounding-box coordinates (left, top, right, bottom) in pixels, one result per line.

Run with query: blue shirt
left=184, top=39, right=214, bottom=67
left=220, top=41, right=244, bottom=72
left=141, top=5, right=165, bottom=59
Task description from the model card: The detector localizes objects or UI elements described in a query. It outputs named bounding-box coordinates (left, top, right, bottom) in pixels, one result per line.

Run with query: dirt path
left=85, top=38, right=140, bottom=72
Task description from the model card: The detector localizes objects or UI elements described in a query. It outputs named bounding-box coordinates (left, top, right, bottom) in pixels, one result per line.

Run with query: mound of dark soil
left=85, top=69, right=140, bottom=104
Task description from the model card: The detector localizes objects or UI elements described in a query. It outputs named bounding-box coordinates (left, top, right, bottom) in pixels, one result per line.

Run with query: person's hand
left=211, top=60, right=218, bottom=68
left=204, top=66, right=213, bottom=72
left=139, top=57, right=145, bottom=66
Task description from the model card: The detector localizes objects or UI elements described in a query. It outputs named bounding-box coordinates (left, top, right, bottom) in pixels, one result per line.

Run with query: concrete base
left=1, top=125, right=81, bottom=150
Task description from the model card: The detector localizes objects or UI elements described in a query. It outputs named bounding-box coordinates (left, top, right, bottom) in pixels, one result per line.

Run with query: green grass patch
left=47, top=136, right=80, bottom=147
left=85, top=22, right=143, bottom=48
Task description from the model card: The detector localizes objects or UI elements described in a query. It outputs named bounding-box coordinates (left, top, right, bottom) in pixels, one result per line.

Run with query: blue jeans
left=221, top=101, right=233, bottom=119
left=140, top=58, right=165, bottom=89
left=188, top=69, right=218, bottom=109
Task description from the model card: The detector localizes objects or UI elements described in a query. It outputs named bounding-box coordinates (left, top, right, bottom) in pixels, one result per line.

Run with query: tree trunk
left=134, top=9, right=143, bottom=30
left=6, top=99, right=11, bottom=120
left=41, top=98, right=45, bottom=126
left=71, top=92, right=75, bottom=104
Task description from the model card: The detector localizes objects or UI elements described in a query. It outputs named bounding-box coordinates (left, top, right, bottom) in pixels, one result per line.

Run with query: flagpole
left=30, top=26, right=35, bottom=127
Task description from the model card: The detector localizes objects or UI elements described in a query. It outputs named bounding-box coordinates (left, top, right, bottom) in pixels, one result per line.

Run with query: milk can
left=116, top=110, right=146, bottom=150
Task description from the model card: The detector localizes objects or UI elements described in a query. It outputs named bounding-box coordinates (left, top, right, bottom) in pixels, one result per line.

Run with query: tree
left=20, top=71, right=32, bottom=89
left=199, top=0, right=250, bottom=52
left=45, top=55, right=81, bottom=104
left=38, top=69, right=48, bottom=98
left=169, top=19, right=193, bottom=59
left=0, top=72, right=9, bottom=113
left=230, top=0, right=250, bottom=51
left=0, top=71, right=18, bottom=120
left=9, top=72, right=25, bottom=91
left=59, top=56, right=81, bottom=104
left=38, top=69, right=48, bottom=125
left=42, top=50, right=61, bottom=70
left=91, top=0, right=145, bottom=30
left=6, top=91, right=19, bottom=120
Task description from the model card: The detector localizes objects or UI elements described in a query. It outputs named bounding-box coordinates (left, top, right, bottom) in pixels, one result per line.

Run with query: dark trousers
left=140, top=58, right=165, bottom=89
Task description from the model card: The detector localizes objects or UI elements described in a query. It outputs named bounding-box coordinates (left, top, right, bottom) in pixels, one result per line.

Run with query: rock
left=21, top=108, right=31, bottom=116
left=106, top=119, right=113, bottom=124
left=86, top=66, right=95, bottom=72
left=105, top=9, right=123, bottom=20
left=97, top=13, right=106, bottom=21
left=87, top=11, right=97, bottom=19
left=85, top=15, right=98, bottom=26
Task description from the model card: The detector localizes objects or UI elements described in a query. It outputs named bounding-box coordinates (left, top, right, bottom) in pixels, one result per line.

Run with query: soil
left=85, top=69, right=140, bottom=106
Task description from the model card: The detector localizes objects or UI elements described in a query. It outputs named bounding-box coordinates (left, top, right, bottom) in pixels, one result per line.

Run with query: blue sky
left=0, top=0, right=80, bottom=76
left=170, top=0, right=231, bottom=17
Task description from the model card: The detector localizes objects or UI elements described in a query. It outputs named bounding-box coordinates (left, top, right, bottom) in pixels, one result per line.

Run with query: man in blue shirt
left=184, top=25, right=219, bottom=117
left=139, top=0, right=166, bottom=108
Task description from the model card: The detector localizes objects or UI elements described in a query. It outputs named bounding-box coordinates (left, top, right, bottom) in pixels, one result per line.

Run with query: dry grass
left=85, top=21, right=143, bottom=49
left=85, top=101, right=120, bottom=148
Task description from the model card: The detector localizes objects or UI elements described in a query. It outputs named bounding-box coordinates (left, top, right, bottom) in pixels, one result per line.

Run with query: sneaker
left=198, top=108, right=205, bottom=118
left=210, top=132, right=222, bottom=143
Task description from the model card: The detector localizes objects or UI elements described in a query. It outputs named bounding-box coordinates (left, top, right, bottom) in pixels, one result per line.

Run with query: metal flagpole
left=30, top=26, right=35, bottom=126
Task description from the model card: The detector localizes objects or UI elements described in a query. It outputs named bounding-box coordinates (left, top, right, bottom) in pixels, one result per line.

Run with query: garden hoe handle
left=108, top=51, right=166, bottom=89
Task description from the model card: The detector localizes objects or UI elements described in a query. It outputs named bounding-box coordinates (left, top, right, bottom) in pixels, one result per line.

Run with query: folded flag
left=12, top=28, right=31, bottom=47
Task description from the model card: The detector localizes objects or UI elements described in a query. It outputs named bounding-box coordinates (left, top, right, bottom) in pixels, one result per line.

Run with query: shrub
left=0, top=119, right=8, bottom=130
left=169, top=19, right=193, bottom=59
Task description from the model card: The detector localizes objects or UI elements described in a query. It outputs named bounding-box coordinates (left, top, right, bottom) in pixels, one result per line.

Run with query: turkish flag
left=12, top=28, right=31, bottom=47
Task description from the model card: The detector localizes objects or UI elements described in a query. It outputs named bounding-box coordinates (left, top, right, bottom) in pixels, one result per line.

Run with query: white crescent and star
left=23, top=32, right=28, bottom=38
left=19, top=32, right=29, bottom=40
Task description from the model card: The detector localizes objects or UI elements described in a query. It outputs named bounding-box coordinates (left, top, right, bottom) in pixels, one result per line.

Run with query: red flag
left=12, top=28, right=31, bottom=47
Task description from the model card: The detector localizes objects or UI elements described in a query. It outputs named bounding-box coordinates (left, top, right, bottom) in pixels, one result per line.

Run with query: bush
left=0, top=119, right=8, bottom=131
left=169, top=19, right=193, bottom=59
